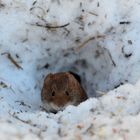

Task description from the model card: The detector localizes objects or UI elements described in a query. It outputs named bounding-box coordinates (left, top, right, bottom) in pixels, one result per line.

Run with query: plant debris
left=119, top=21, right=131, bottom=24
left=2, top=53, right=23, bottom=70
left=31, top=22, right=70, bottom=29
left=77, top=35, right=105, bottom=50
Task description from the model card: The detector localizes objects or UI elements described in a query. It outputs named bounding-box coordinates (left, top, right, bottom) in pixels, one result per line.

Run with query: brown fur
left=41, top=72, right=87, bottom=111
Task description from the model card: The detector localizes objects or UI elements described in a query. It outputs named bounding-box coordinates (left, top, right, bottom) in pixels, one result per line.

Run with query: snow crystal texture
left=0, top=0, right=140, bottom=139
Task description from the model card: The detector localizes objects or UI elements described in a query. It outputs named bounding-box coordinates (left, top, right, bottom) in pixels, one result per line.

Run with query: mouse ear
left=44, top=73, right=53, bottom=81
left=68, top=71, right=81, bottom=84
left=66, top=72, right=81, bottom=84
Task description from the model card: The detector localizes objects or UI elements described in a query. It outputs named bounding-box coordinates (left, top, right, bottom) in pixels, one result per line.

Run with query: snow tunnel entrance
left=38, top=40, right=116, bottom=97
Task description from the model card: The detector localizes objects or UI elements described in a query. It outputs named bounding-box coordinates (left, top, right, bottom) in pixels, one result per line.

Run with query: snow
left=0, top=0, right=140, bottom=139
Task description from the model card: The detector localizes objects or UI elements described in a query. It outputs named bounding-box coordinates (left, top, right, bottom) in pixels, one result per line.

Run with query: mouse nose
left=53, top=94, right=68, bottom=107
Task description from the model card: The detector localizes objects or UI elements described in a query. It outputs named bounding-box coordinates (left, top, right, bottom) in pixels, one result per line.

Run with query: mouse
left=41, top=72, right=88, bottom=113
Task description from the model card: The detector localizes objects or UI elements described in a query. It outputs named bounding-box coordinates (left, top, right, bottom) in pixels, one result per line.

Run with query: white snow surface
left=0, top=0, right=140, bottom=139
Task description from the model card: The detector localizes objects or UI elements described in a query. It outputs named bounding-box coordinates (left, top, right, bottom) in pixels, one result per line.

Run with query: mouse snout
left=53, top=94, right=70, bottom=107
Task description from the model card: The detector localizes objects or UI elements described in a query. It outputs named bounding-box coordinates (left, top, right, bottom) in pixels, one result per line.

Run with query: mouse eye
left=51, top=91, right=55, bottom=96
left=65, top=91, right=69, bottom=96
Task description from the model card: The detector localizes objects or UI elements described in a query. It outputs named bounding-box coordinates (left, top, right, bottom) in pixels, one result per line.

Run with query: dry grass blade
left=7, top=53, right=23, bottom=70
left=32, top=22, right=70, bottom=29
left=2, top=53, right=23, bottom=70
left=77, top=35, right=105, bottom=51
left=88, top=12, right=98, bottom=16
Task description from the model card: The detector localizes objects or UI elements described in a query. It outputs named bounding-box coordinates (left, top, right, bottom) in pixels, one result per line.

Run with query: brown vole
left=41, top=72, right=87, bottom=113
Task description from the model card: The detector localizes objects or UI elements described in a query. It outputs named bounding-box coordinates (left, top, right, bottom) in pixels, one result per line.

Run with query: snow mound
left=0, top=0, right=140, bottom=139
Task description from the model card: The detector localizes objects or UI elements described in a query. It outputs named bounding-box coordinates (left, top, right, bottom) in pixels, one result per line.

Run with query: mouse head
left=41, top=72, right=81, bottom=112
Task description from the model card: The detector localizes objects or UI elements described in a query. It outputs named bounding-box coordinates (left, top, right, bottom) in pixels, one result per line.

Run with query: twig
left=76, top=35, right=116, bottom=67
left=104, top=47, right=116, bottom=67
left=77, top=35, right=105, bottom=50
left=32, top=0, right=37, bottom=6
left=10, top=112, right=38, bottom=128
left=7, top=53, right=23, bottom=70
left=88, top=12, right=98, bottom=16
left=31, top=22, right=70, bottom=29
left=119, top=21, right=131, bottom=24
left=0, top=77, right=16, bottom=93
left=15, top=101, right=31, bottom=108
left=2, top=53, right=23, bottom=70
left=13, top=114, right=31, bottom=124
left=30, top=6, right=46, bottom=15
